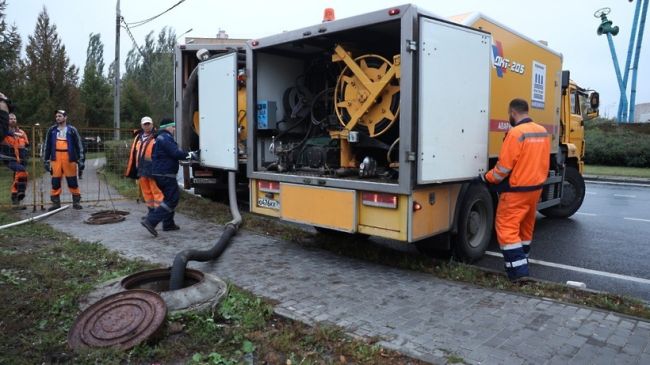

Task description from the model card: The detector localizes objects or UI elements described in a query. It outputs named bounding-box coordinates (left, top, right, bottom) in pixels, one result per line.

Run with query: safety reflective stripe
left=491, top=171, right=505, bottom=182
left=522, top=241, right=531, bottom=246
left=160, top=202, right=174, bottom=212
left=505, top=259, right=528, bottom=268
left=496, top=164, right=511, bottom=174
left=501, top=243, right=523, bottom=250
left=518, top=132, right=548, bottom=142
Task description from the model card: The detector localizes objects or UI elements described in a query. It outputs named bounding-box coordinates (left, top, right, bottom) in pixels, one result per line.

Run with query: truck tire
left=539, top=166, right=585, bottom=218
left=452, top=183, right=494, bottom=263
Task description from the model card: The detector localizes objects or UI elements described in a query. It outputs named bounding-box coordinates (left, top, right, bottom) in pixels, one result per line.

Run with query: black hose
left=182, top=67, right=198, bottom=149
left=169, top=223, right=237, bottom=290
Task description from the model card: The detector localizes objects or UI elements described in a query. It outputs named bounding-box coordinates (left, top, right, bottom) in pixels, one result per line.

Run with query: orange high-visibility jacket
left=486, top=118, right=550, bottom=191
left=3, top=128, right=29, bottom=163
left=125, top=131, right=156, bottom=179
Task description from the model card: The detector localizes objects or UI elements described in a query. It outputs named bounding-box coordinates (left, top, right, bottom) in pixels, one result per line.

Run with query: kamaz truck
left=179, top=4, right=598, bottom=260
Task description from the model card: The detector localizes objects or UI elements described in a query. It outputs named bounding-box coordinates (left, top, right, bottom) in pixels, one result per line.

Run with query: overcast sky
left=6, top=0, right=649, bottom=119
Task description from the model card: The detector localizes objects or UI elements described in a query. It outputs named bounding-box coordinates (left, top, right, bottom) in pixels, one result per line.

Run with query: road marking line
left=624, top=217, right=650, bottom=223
left=586, top=181, right=650, bottom=188
left=585, top=192, right=597, bottom=195
left=484, top=251, right=650, bottom=285
left=576, top=212, right=597, bottom=216
left=614, top=194, right=637, bottom=198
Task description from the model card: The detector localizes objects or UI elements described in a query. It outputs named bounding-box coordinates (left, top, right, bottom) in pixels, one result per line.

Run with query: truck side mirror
left=589, top=92, right=599, bottom=109
left=586, top=91, right=600, bottom=120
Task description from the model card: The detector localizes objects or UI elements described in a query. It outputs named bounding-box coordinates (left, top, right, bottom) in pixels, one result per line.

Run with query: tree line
left=0, top=1, right=176, bottom=130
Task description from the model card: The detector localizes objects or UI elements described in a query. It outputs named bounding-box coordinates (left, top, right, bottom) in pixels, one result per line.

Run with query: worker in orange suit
left=2, top=113, right=29, bottom=209
left=125, top=116, right=163, bottom=215
left=43, top=110, right=85, bottom=211
left=480, top=98, right=550, bottom=282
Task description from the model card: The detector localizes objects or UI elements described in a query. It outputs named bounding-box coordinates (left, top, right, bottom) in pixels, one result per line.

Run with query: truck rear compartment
left=249, top=18, right=402, bottom=186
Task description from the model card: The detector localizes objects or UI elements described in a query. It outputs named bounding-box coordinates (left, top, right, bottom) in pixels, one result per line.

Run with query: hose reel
left=333, top=45, right=400, bottom=137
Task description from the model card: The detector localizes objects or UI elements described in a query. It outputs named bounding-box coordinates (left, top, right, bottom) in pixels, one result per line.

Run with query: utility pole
left=114, top=0, right=121, bottom=140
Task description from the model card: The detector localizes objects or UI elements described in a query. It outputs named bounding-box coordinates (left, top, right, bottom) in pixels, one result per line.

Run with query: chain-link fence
left=1, top=125, right=142, bottom=211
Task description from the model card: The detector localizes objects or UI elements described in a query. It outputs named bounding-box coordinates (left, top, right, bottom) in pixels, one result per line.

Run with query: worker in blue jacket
left=141, top=118, right=197, bottom=237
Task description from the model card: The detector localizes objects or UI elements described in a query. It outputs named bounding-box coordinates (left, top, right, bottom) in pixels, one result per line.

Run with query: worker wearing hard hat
left=480, top=98, right=550, bottom=282
left=125, top=116, right=163, bottom=214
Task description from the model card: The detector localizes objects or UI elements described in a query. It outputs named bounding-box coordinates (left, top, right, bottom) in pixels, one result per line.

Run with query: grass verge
left=584, top=164, right=650, bottom=178
left=0, top=170, right=430, bottom=364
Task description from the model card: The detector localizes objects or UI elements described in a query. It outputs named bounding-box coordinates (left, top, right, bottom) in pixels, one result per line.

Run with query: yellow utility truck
left=186, top=4, right=598, bottom=260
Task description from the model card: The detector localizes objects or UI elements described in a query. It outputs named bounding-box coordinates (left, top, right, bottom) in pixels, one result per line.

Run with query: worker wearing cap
left=3, top=113, right=30, bottom=209
left=43, top=109, right=85, bottom=210
left=481, top=98, right=550, bottom=282
left=141, top=118, right=197, bottom=237
left=125, top=116, right=163, bottom=214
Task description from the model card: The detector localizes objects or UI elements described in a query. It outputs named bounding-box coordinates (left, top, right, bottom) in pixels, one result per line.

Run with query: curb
left=583, top=174, right=650, bottom=186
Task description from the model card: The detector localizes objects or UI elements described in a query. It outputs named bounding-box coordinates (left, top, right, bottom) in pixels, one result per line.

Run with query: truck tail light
left=361, top=192, right=398, bottom=209
left=258, top=180, right=280, bottom=193
left=251, top=40, right=259, bottom=47
left=388, top=8, right=400, bottom=16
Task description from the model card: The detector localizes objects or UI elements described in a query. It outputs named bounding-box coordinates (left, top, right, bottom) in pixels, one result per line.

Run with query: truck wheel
left=539, top=166, right=585, bottom=218
left=452, top=183, right=494, bottom=263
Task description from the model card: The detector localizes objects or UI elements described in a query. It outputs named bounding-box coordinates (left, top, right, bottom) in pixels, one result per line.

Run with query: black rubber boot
left=49, top=195, right=61, bottom=211
left=72, top=194, right=83, bottom=210
left=11, top=193, right=25, bottom=210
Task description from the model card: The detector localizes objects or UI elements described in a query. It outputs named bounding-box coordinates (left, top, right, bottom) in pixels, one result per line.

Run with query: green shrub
left=584, top=119, right=650, bottom=167
left=103, top=139, right=132, bottom=174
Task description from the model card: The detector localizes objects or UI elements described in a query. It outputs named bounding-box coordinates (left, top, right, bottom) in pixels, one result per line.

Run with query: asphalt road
left=475, top=181, right=650, bottom=302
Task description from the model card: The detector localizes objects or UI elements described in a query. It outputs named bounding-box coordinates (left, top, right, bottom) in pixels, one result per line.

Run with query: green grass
left=584, top=164, right=650, bottom=178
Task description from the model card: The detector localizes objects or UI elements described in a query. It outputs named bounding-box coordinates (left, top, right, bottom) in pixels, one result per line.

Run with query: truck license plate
left=193, top=178, right=217, bottom=184
left=257, top=197, right=280, bottom=210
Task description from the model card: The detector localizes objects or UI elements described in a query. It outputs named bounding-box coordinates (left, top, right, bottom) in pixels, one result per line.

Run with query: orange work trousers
left=495, top=190, right=542, bottom=247
left=495, top=190, right=542, bottom=280
left=139, top=176, right=163, bottom=210
left=51, top=141, right=80, bottom=196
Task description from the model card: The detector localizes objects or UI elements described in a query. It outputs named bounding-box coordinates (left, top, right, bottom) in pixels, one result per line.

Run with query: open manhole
left=82, top=268, right=227, bottom=313
left=121, top=268, right=204, bottom=292
left=68, top=289, right=166, bottom=351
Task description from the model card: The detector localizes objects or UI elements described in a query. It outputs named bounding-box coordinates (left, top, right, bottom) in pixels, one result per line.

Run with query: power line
left=121, top=17, right=146, bottom=59
left=125, top=0, right=186, bottom=28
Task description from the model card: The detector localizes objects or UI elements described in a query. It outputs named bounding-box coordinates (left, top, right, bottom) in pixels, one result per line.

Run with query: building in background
left=636, top=103, right=650, bottom=123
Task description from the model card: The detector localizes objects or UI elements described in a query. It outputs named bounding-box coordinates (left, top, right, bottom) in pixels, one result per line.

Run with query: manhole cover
left=68, top=289, right=167, bottom=350
left=84, top=210, right=130, bottom=225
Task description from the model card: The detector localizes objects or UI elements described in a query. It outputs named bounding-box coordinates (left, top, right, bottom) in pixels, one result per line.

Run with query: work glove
left=475, top=172, right=487, bottom=184
left=186, top=150, right=199, bottom=160
left=78, top=160, right=85, bottom=171
left=44, top=160, right=51, bottom=174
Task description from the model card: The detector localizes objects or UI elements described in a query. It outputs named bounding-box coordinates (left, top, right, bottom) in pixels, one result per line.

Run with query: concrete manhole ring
left=80, top=268, right=228, bottom=313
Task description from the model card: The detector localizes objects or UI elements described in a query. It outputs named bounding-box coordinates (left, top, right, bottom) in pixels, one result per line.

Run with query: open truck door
left=198, top=52, right=239, bottom=171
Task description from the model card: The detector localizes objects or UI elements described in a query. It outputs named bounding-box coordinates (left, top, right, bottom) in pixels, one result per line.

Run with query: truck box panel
left=452, top=13, right=562, bottom=157
left=280, top=184, right=356, bottom=232
left=411, top=185, right=457, bottom=241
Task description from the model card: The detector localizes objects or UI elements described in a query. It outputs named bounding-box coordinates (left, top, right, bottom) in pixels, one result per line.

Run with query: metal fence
left=1, top=125, right=141, bottom=211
